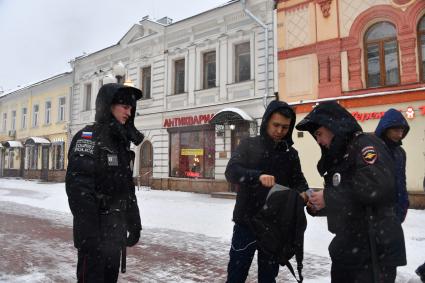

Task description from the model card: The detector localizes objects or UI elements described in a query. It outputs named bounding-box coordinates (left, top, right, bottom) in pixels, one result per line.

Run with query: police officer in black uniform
left=66, top=83, right=144, bottom=283
left=296, top=101, right=406, bottom=283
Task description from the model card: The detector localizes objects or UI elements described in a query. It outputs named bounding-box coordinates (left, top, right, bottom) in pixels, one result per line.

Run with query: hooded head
left=296, top=101, right=362, bottom=175
left=95, top=83, right=145, bottom=145
left=95, top=83, right=142, bottom=124
left=375, top=108, right=409, bottom=145
left=260, top=100, right=296, bottom=148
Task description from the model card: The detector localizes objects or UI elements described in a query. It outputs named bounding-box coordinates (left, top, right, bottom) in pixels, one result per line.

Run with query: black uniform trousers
left=331, top=263, right=396, bottom=283
left=77, top=241, right=121, bottom=283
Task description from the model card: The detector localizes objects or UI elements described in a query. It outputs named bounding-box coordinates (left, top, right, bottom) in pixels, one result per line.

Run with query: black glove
left=126, top=125, right=144, bottom=146
left=126, top=230, right=140, bottom=247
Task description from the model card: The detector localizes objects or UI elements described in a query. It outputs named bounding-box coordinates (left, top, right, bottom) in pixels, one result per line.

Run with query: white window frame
left=21, top=107, right=27, bottom=129
left=227, top=35, right=254, bottom=84
left=174, top=58, right=186, bottom=94
left=234, top=42, right=251, bottom=83
left=11, top=110, right=16, bottom=131
left=33, top=104, right=39, bottom=127
left=84, top=83, right=92, bottom=111
left=58, top=97, right=66, bottom=122
left=2, top=113, right=7, bottom=132
left=195, top=43, right=219, bottom=91
left=45, top=101, right=52, bottom=124
left=167, top=52, right=188, bottom=96
left=139, top=66, right=152, bottom=99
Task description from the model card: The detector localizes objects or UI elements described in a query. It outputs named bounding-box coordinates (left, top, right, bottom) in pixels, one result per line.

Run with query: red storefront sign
left=352, top=105, right=425, bottom=122
left=163, top=114, right=214, bottom=128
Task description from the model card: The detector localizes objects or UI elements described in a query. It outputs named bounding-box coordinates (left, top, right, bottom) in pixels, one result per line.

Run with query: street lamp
left=103, top=74, right=116, bottom=85
left=113, top=61, right=126, bottom=84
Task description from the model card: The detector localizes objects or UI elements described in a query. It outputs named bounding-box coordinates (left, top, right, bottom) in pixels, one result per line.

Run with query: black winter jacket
left=296, top=101, right=406, bottom=268
left=66, top=83, right=143, bottom=249
left=375, top=108, right=410, bottom=222
left=225, top=100, right=308, bottom=226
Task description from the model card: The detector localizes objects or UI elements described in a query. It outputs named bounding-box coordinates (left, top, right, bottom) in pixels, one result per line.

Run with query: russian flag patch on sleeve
left=81, top=131, right=93, bottom=139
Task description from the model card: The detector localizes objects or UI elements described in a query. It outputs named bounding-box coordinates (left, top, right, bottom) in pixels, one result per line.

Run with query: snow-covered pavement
left=0, top=178, right=423, bottom=282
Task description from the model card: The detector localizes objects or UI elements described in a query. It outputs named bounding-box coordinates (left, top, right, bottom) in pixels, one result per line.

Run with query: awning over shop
left=2, top=141, right=24, bottom=148
left=209, top=107, right=254, bottom=125
left=24, top=137, right=51, bottom=145
left=51, top=137, right=65, bottom=145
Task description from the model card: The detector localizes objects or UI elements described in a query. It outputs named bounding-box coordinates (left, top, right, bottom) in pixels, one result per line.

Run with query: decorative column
left=399, top=35, right=418, bottom=84
left=188, top=45, right=196, bottom=106
left=347, top=47, right=363, bottom=90
left=317, top=39, right=342, bottom=98
left=218, top=35, right=228, bottom=101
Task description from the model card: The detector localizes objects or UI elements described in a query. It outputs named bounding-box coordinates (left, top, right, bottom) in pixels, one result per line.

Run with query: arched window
left=419, top=16, right=425, bottom=82
left=365, top=22, right=400, bottom=87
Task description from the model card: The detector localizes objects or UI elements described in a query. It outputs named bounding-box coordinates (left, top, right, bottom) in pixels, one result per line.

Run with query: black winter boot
left=416, top=262, right=425, bottom=282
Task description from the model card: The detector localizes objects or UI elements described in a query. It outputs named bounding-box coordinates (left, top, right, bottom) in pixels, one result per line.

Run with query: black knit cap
left=111, top=87, right=139, bottom=106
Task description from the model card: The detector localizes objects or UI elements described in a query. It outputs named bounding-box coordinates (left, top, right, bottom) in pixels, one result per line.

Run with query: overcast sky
left=0, top=0, right=228, bottom=92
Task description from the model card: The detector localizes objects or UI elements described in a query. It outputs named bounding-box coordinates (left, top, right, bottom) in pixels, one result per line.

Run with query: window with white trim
left=174, top=59, right=185, bottom=94
left=45, top=101, right=51, bottom=124
left=203, top=51, right=216, bottom=89
left=235, top=42, right=251, bottom=83
left=21, top=108, right=27, bottom=129
left=365, top=22, right=400, bottom=87
left=140, top=66, right=151, bottom=99
left=84, top=83, right=92, bottom=111
left=2, top=113, right=7, bottom=132
left=11, top=110, right=16, bottom=130
left=58, top=97, right=66, bottom=122
left=32, top=105, right=39, bottom=127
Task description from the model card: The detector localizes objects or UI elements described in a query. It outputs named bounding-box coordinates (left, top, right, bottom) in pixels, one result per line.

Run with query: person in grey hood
left=225, top=100, right=309, bottom=283
left=66, top=83, right=143, bottom=283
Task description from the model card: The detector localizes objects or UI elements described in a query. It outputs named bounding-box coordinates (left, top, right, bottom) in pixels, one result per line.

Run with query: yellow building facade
left=0, top=72, right=72, bottom=181
left=276, top=0, right=425, bottom=207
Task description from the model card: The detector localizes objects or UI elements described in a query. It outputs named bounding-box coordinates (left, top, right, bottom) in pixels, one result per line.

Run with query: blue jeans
left=226, top=223, right=279, bottom=283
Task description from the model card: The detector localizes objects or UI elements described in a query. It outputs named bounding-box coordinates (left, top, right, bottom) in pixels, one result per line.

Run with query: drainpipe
left=241, top=0, right=270, bottom=108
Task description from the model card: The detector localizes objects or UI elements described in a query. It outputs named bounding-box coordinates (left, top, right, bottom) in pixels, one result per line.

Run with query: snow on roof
left=25, top=137, right=51, bottom=145
left=210, top=107, right=254, bottom=124
left=0, top=71, right=72, bottom=99
left=2, top=140, right=24, bottom=148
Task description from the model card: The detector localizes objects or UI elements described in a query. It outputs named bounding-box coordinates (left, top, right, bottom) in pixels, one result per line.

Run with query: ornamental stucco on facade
left=339, top=0, right=391, bottom=37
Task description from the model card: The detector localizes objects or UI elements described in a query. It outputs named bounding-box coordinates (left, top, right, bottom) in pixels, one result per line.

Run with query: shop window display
left=170, top=129, right=215, bottom=179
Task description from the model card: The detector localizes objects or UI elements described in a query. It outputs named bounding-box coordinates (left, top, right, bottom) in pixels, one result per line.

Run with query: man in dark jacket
left=296, top=101, right=406, bottom=283
left=375, top=108, right=410, bottom=223
left=66, top=83, right=144, bottom=283
left=225, top=100, right=309, bottom=283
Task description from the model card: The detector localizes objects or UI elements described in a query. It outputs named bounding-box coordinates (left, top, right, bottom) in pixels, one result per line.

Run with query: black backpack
left=250, top=185, right=307, bottom=283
